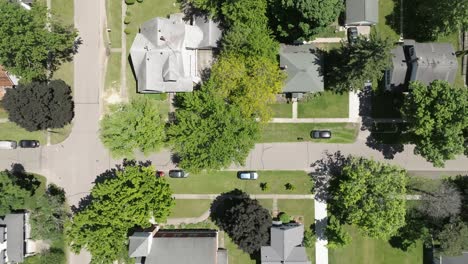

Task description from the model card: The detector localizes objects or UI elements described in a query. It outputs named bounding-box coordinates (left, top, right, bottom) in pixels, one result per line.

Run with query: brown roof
left=0, top=65, right=14, bottom=88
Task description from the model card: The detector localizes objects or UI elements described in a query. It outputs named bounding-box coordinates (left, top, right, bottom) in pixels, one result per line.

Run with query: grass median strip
left=260, top=123, right=358, bottom=143
left=166, top=171, right=313, bottom=194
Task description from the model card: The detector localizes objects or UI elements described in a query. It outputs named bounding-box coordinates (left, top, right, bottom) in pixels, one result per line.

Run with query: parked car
left=311, top=130, right=332, bottom=139
left=168, top=170, right=189, bottom=178
left=237, top=171, right=259, bottom=180
left=19, top=140, right=40, bottom=148
left=347, top=27, right=358, bottom=44
left=0, top=140, right=17, bottom=150
left=155, top=170, right=165, bottom=177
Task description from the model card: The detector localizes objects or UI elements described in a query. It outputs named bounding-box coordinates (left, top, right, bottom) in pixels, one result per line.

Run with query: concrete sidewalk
left=315, top=198, right=328, bottom=264
left=173, top=194, right=314, bottom=199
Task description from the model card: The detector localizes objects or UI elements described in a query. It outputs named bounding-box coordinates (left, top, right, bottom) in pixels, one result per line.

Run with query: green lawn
left=437, top=32, right=466, bottom=88
left=258, top=199, right=274, bottom=214
left=51, top=0, right=74, bottom=26
left=0, top=122, right=47, bottom=144
left=166, top=171, right=313, bottom=194
left=260, top=123, right=358, bottom=143
left=270, top=103, right=292, bottom=118
left=0, top=104, right=7, bottom=119
left=314, top=25, right=345, bottom=39
left=329, top=226, right=423, bottom=264
left=377, top=0, right=400, bottom=42
left=225, top=235, right=256, bottom=264
left=170, top=199, right=212, bottom=218
left=105, top=52, right=121, bottom=91
left=298, top=91, right=349, bottom=118
left=107, top=0, right=122, bottom=48
left=50, top=124, right=73, bottom=145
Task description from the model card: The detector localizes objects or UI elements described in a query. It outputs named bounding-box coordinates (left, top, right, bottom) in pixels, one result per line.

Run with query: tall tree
left=326, top=215, right=351, bottom=248
left=417, top=181, right=462, bottom=220
left=437, top=218, right=468, bottom=256
left=0, top=171, right=30, bottom=216
left=326, top=32, right=393, bottom=93
left=3, top=80, right=74, bottom=131
left=100, top=98, right=166, bottom=158
left=0, top=1, right=77, bottom=81
left=268, top=0, right=343, bottom=42
left=402, top=81, right=468, bottom=167
left=168, top=84, right=260, bottom=172
left=65, top=160, right=174, bottom=263
left=329, top=157, right=407, bottom=239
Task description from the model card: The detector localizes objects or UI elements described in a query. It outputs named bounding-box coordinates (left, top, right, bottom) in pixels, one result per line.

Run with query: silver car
left=237, top=171, right=258, bottom=180
left=0, top=140, right=17, bottom=149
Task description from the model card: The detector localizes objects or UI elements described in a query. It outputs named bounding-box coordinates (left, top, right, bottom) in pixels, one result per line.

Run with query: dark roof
left=279, top=44, right=324, bottom=94
left=345, top=0, right=379, bottom=25
left=0, top=213, right=25, bottom=263
left=441, top=252, right=468, bottom=264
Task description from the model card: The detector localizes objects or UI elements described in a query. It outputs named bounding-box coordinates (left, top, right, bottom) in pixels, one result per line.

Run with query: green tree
left=0, top=1, right=77, bottom=81
left=302, top=228, right=315, bottom=248
left=100, top=97, right=166, bottom=158
left=279, top=212, right=291, bottom=223
left=402, top=81, right=468, bottom=167
left=268, top=0, right=343, bottom=42
left=168, top=85, right=260, bottom=172
left=327, top=32, right=393, bottom=93
left=437, top=218, right=468, bottom=256
left=0, top=171, right=30, bottom=216
left=3, top=80, right=74, bottom=131
left=329, top=157, right=407, bottom=239
left=209, top=54, right=284, bottom=121
left=66, top=160, right=174, bottom=264
left=326, top=215, right=351, bottom=248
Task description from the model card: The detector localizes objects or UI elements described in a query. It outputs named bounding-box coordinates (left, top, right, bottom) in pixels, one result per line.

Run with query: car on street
left=19, top=140, right=40, bottom=148
left=311, top=130, right=332, bottom=139
left=347, top=27, right=358, bottom=44
left=0, top=140, right=17, bottom=149
left=168, top=170, right=189, bottom=178
left=237, top=171, right=259, bottom=180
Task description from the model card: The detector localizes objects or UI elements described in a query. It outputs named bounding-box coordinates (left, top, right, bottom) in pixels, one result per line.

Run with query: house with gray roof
left=440, top=252, right=468, bottom=264
left=279, top=44, right=324, bottom=98
left=345, top=0, right=379, bottom=26
left=385, top=40, right=458, bottom=90
left=0, top=213, right=33, bottom=264
left=261, top=222, right=311, bottom=264
left=130, top=13, right=222, bottom=93
left=128, top=226, right=228, bottom=264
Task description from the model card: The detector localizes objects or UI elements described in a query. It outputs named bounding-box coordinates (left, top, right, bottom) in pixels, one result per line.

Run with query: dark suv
left=347, top=27, right=358, bottom=44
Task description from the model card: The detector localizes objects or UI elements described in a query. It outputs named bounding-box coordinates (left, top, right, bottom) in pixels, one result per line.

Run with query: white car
left=237, top=171, right=258, bottom=180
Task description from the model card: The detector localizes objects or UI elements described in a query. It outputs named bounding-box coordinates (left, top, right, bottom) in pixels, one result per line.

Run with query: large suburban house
left=345, top=0, right=379, bottom=26
left=128, top=226, right=228, bottom=264
left=0, top=65, right=17, bottom=100
left=130, top=13, right=222, bottom=93
left=0, top=213, right=34, bottom=264
left=385, top=40, right=458, bottom=90
left=261, top=222, right=311, bottom=264
left=279, top=44, right=324, bottom=98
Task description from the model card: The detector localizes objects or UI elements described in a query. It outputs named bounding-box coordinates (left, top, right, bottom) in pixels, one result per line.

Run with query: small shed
left=345, top=0, right=379, bottom=26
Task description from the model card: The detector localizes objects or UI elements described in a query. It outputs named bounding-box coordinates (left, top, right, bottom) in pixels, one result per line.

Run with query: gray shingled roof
left=279, top=44, right=324, bottom=94
left=345, top=0, right=379, bottom=26
left=0, top=213, right=25, bottom=264
left=441, top=252, right=468, bottom=264
left=261, top=223, right=311, bottom=264
left=387, top=46, right=408, bottom=89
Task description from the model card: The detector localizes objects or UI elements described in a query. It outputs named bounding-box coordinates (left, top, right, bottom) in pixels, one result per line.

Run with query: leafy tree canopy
left=100, top=98, right=166, bottom=158
left=437, top=218, right=468, bottom=256
left=326, top=215, right=351, bottom=248
left=330, top=157, right=407, bottom=239
left=168, top=85, right=260, bottom=172
left=402, top=80, right=468, bottom=167
left=0, top=1, right=77, bottom=81
left=3, top=80, right=74, bottom=131
left=65, top=160, right=174, bottom=263
left=0, top=170, right=30, bottom=216
left=267, top=0, right=343, bottom=42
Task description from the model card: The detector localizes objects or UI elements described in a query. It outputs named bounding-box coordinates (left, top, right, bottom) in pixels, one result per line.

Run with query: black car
left=168, top=170, right=189, bottom=178
left=347, top=27, right=358, bottom=44
left=19, top=140, right=40, bottom=148
left=311, top=130, right=332, bottom=139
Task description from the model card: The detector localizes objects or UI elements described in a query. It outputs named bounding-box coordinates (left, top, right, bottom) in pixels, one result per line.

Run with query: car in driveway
left=19, top=140, right=40, bottom=148
left=168, top=170, right=189, bottom=178
left=347, top=27, right=358, bottom=44
left=237, top=171, right=258, bottom=180
left=0, top=140, right=17, bottom=149
left=311, top=130, right=332, bottom=139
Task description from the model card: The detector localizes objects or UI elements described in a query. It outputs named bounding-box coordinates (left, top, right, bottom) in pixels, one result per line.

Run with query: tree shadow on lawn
left=10, top=163, right=41, bottom=194
left=310, top=151, right=349, bottom=202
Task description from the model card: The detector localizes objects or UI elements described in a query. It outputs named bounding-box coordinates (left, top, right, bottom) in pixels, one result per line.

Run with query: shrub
left=137, top=0, right=144, bottom=2
left=302, top=228, right=316, bottom=248
left=124, top=16, right=131, bottom=24
left=278, top=212, right=291, bottom=224
left=285, top=183, right=295, bottom=191
left=124, top=28, right=131, bottom=35
left=260, top=182, right=269, bottom=191
left=125, top=0, right=135, bottom=5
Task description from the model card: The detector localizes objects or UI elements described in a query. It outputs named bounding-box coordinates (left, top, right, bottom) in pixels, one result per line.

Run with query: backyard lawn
left=377, top=0, right=400, bottom=41
left=298, top=91, right=349, bottom=118
left=260, top=123, right=358, bottom=143
left=270, top=103, right=292, bottom=118
left=170, top=199, right=212, bottom=218
left=0, top=122, right=46, bottom=144
left=329, top=226, right=423, bottom=264
left=166, top=171, right=313, bottom=194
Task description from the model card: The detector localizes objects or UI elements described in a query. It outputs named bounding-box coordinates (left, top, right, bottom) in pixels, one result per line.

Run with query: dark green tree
left=0, top=1, right=77, bottom=81
left=3, top=80, right=74, bottom=131
left=0, top=171, right=30, bottom=216
left=65, top=160, right=174, bottom=264
left=268, top=0, right=343, bottom=42
left=402, top=81, right=468, bottom=167
left=437, top=218, right=468, bottom=256
left=326, top=215, right=351, bottom=248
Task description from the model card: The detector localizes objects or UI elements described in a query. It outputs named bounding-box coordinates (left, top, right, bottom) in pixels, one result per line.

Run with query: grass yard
left=0, top=122, right=47, bottom=144
left=270, top=103, right=292, bottom=118
left=166, top=171, right=313, bottom=194
left=377, top=0, right=400, bottom=42
left=329, top=226, right=423, bottom=264
left=0, top=104, right=7, bottom=118
left=313, top=26, right=345, bottom=39
left=170, top=199, right=212, bottom=218
left=51, top=0, right=74, bottom=26
left=258, top=199, right=274, bottom=214
left=107, top=0, right=122, bottom=48
left=105, top=52, right=121, bottom=91
left=260, top=123, right=358, bottom=143
left=225, top=235, right=256, bottom=264
left=298, top=91, right=349, bottom=118
left=50, top=124, right=73, bottom=145
left=437, top=32, right=466, bottom=88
